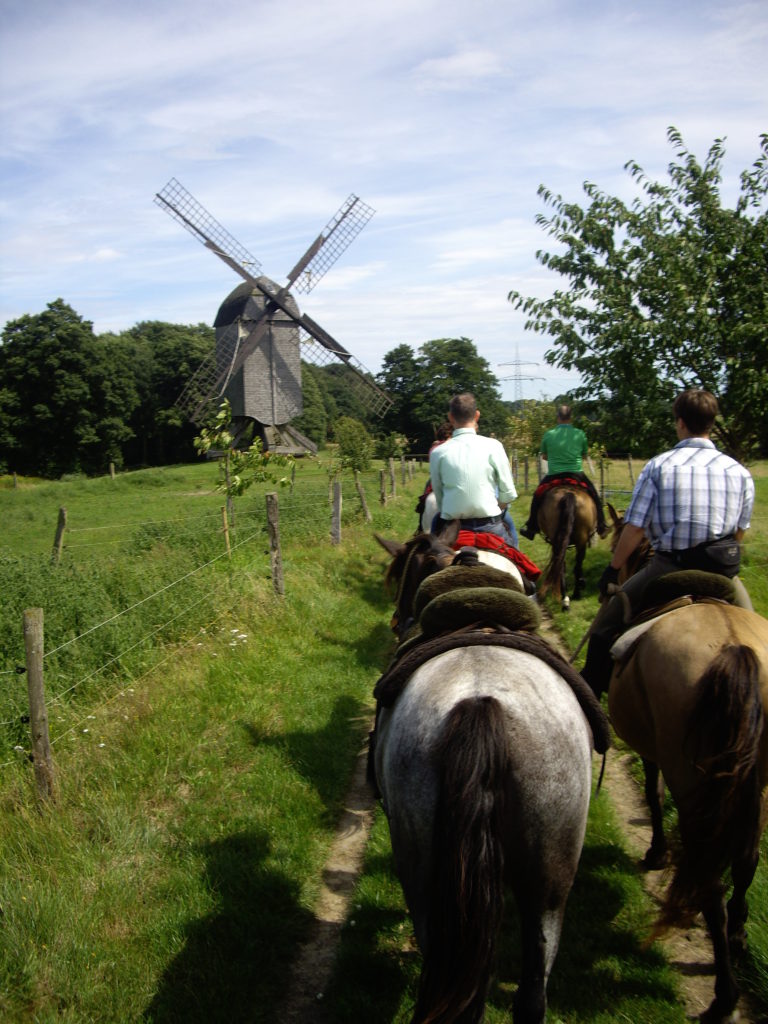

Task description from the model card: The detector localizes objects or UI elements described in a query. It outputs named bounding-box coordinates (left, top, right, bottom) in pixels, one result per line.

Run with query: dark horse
left=373, top=527, right=609, bottom=1023
left=536, top=485, right=598, bottom=610
left=605, top=513, right=768, bottom=1023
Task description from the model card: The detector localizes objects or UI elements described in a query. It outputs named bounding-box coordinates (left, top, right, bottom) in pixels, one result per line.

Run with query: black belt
left=441, top=513, right=503, bottom=527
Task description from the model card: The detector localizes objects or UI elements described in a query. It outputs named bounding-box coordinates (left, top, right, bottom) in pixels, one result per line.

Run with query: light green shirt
left=429, top=428, right=517, bottom=520
left=541, top=424, right=588, bottom=474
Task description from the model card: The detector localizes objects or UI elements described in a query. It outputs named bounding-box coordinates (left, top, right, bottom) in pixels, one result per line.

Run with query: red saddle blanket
left=455, top=530, right=542, bottom=581
left=533, top=476, right=590, bottom=500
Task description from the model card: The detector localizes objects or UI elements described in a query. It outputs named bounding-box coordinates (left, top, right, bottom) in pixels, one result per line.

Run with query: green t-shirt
left=540, top=424, right=588, bottom=474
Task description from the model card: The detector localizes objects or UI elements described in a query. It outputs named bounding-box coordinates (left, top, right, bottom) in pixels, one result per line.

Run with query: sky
left=1, top=0, right=766, bottom=404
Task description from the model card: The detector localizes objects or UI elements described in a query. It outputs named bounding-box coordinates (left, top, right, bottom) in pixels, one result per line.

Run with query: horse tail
left=412, top=695, right=510, bottom=1024
left=543, top=490, right=575, bottom=598
left=655, top=644, right=764, bottom=934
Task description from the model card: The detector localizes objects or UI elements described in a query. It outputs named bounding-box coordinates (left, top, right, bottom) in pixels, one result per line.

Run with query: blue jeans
left=432, top=514, right=519, bottom=548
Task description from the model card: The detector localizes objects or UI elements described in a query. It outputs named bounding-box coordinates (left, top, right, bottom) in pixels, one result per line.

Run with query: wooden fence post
left=379, top=470, right=387, bottom=505
left=13, top=471, right=18, bottom=488
left=221, top=506, right=231, bottom=558
left=265, top=492, right=285, bottom=596
left=400, top=456, right=406, bottom=486
left=23, top=608, right=55, bottom=801
left=109, top=462, right=116, bottom=480
left=331, top=481, right=342, bottom=545
left=537, top=455, right=543, bottom=483
left=524, top=457, right=529, bottom=492
left=51, top=506, right=67, bottom=566
left=600, top=458, right=605, bottom=503
left=354, top=470, right=372, bottom=522
left=388, top=458, right=396, bottom=498
left=290, top=462, right=296, bottom=495
left=627, top=454, right=635, bottom=486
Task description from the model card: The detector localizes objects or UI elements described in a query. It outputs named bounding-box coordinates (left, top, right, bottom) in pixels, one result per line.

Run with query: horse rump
left=656, top=643, right=764, bottom=933
left=413, top=695, right=509, bottom=1024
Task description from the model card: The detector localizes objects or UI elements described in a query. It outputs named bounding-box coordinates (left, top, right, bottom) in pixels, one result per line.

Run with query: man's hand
left=598, top=565, right=620, bottom=598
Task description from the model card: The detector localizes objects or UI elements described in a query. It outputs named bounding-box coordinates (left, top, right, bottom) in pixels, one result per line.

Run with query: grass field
left=0, top=457, right=766, bottom=1021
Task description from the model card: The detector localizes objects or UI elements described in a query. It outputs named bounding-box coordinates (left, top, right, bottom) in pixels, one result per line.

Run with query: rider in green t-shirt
left=519, top=405, right=607, bottom=540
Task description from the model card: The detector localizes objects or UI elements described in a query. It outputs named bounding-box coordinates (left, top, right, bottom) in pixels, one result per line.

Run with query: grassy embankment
left=0, top=458, right=765, bottom=1022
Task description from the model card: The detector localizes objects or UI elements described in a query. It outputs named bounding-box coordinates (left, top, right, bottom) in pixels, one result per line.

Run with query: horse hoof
left=641, top=847, right=668, bottom=871
left=698, top=999, right=740, bottom=1023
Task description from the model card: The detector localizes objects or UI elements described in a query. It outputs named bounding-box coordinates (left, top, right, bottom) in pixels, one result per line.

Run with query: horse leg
left=726, top=842, right=760, bottom=957
left=641, top=759, right=668, bottom=869
left=514, top=902, right=565, bottom=1024
left=572, top=543, right=586, bottom=601
left=701, top=886, right=740, bottom=1023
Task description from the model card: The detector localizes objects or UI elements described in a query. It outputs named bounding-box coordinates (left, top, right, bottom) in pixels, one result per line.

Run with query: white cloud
left=1, top=0, right=766, bottom=398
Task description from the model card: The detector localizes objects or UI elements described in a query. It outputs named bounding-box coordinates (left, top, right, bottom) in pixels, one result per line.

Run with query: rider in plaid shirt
left=582, top=389, right=754, bottom=697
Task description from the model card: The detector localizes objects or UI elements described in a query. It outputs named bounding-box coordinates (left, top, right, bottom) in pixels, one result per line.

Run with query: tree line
left=2, top=130, right=765, bottom=479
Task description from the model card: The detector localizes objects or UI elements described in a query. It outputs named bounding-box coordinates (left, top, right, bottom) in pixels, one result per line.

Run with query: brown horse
left=537, top=485, right=598, bottom=610
left=605, top=521, right=768, bottom=1022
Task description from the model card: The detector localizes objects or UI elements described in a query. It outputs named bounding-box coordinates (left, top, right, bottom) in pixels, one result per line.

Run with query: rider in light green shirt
left=519, top=405, right=606, bottom=540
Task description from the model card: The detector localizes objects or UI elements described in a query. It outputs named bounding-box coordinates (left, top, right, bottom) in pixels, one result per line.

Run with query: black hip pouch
left=676, top=535, right=741, bottom=578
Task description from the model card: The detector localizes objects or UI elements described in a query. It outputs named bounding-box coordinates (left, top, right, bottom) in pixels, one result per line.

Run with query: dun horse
left=536, top=485, right=598, bottom=609
left=605, top=513, right=768, bottom=1023
left=372, top=527, right=609, bottom=1023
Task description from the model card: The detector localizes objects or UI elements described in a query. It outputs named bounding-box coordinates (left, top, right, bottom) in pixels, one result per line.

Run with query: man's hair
left=556, top=404, right=572, bottom=423
left=435, top=421, right=453, bottom=442
left=673, top=389, right=718, bottom=435
left=449, top=392, right=477, bottom=424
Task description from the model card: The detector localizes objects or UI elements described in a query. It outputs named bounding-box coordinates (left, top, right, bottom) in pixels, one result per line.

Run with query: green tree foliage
left=0, top=300, right=138, bottom=476
left=333, top=415, right=374, bottom=472
left=377, top=338, right=509, bottom=452
left=508, top=129, right=768, bottom=459
left=103, top=321, right=214, bottom=466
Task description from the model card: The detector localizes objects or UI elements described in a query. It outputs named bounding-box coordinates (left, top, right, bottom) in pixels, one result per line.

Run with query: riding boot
left=581, top=635, right=615, bottom=700
left=519, top=521, right=537, bottom=540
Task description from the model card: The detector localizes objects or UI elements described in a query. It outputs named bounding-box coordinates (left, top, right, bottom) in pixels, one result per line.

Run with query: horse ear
left=374, top=534, right=407, bottom=558
left=607, top=503, right=620, bottom=526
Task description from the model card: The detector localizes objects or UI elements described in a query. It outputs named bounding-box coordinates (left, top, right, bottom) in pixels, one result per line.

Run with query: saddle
left=373, top=561, right=610, bottom=754
left=610, top=570, right=736, bottom=663
left=533, top=475, right=590, bottom=500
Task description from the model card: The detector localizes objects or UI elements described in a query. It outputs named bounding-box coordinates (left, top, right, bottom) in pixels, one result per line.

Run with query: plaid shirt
left=625, top=438, right=754, bottom=552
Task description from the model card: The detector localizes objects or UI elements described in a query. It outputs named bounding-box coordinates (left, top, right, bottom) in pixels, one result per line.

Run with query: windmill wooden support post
left=23, top=608, right=55, bottom=801
left=331, top=482, right=342, bottom=545
left=354, top=470, right=371, bottom=522
left=379, top=470, right=387, bottom=506
left=265, top=493, right=285, bottom=596
left=388, top=458, right=396, bottom=498
left=51, top=507, right=67, bottom=566
left=221, top=506, right=231, bottom=558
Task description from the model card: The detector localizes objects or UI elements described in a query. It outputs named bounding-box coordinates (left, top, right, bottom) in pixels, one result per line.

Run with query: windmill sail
left=154, top=178, right=391, bottom=425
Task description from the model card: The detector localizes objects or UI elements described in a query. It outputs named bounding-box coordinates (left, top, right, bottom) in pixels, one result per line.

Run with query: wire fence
left=0, top=463, right=415, bottom=772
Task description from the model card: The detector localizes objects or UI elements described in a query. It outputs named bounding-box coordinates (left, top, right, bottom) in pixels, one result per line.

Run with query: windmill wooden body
left=154, top=179, right=391, bottom=453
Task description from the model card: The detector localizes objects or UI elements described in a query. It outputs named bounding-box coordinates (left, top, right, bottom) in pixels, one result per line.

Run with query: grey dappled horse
left=373, top=529, right=605, bottom=1023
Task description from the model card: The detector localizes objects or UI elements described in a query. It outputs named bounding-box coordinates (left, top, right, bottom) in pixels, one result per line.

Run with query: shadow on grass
left=144, top=829, right=313, bottom=1024
left=323, top=835, right=686, bottom=1023
left=243, top=694, right=373, bottom=813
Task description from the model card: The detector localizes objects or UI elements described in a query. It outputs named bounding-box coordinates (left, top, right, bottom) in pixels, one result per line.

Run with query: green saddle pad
left=413, top=563, right=522, bottom=621
left=639, top=570, right=735, bottom=611
left=420, top=586, right=541, bottom=637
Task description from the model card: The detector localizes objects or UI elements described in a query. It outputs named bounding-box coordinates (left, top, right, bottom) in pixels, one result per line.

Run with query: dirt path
left=280, top=614, right=764, bottom=1022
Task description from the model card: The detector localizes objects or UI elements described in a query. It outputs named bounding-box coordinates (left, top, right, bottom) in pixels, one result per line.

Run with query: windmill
left=154, top=178, right=392, bottom=454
